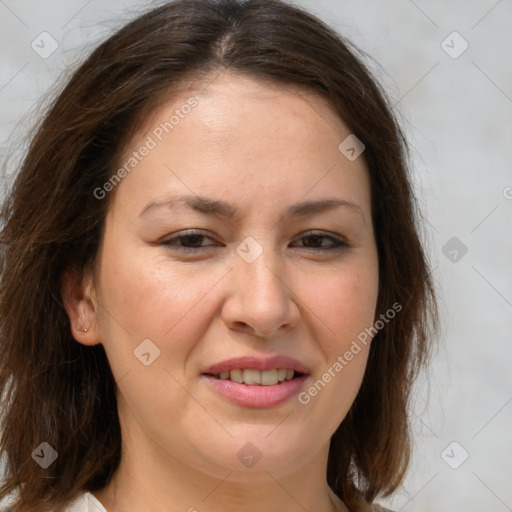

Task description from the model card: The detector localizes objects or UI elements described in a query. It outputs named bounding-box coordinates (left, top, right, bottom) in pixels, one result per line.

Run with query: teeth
left=229, top=369, right=244, bottom=383
left=243, top=369, right=261, bottom=385
left=214, top=368, right=298, bottom=385
left=261, top=369, right=278, bottom=385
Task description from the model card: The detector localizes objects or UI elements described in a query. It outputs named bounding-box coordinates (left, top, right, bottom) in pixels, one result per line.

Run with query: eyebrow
left=139, top=194, right=364, bottom=221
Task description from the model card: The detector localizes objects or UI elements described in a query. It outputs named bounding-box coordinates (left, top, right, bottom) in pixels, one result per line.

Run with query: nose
left=221, top=243, right=300, bottom=339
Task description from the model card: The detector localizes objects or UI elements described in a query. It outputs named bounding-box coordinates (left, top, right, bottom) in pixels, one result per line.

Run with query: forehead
left=135, top=71, right=355, bottom=155
left=110, top=72, right=371, bottom=216
left=160, top=72, right=349, bottom=140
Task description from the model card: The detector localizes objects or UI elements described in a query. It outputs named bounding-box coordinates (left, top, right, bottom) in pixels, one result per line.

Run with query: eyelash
left=160, top=229, right=351, bottom=253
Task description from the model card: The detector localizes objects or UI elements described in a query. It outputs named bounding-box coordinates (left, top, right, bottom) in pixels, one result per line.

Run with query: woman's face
left=83, top=73, right=379, bottom=479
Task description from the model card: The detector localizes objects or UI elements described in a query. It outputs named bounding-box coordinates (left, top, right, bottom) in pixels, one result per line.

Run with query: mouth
left=201, top=355, right=310, bottom=408
left=204, top=368, right=305, bottom=386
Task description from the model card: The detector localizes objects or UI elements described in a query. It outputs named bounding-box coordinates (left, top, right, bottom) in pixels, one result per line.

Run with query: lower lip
left=203, top=374, right=308, bottom=408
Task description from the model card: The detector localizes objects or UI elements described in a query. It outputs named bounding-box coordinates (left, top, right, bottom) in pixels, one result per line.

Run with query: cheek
left=293, top=266, right=378, bottom=432
left=300, top=263, right=379, bottom=352
left=94, top=238, right=232, bottom=383
left=97, top=243, right=225, bottom=338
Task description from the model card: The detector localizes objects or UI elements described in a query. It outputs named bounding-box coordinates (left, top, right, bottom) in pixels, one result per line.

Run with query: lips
left=201, top=355, right=310, bottom=408
left=202, top=355, right=310, bottom=375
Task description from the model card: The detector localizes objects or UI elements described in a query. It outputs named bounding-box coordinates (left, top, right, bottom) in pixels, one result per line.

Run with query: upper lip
left=202, top=355, right=310, bottom=375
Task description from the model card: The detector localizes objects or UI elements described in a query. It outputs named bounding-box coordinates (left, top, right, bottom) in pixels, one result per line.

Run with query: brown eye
left=292, top=231, right=350, bottom=251
left=161, top=230, right=220, bottom=252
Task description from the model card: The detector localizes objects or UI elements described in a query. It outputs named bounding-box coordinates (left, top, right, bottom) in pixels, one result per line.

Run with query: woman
left=0, top=1, right=437, bottom=511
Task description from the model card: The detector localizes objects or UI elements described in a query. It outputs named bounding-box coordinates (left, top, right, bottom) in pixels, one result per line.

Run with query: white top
left=65, top=492, right=107, bottom=512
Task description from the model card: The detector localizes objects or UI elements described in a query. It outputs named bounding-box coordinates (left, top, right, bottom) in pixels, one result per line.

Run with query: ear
left=61, top=267, right=102, bottom=346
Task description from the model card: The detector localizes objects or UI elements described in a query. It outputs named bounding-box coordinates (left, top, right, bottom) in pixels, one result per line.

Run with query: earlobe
left=61, top=268, right=102, bottom=346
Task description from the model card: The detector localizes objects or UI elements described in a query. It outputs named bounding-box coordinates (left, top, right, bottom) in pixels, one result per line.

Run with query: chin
left=186, top=426, right=320, bottom=478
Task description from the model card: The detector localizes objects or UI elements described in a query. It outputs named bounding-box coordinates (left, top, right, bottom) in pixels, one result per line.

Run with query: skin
left=63, top=72, right=379, bottom=512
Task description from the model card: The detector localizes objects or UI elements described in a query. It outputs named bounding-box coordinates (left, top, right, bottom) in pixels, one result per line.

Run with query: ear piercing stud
left=78, top=326, right=88, bottom=333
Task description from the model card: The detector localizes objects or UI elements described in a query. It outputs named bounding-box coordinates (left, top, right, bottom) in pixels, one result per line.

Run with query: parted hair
left=0, top=1, right=437, bottom=511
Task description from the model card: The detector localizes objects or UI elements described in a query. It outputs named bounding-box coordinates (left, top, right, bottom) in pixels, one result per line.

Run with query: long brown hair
left=0, top=1, right=437, bottom=511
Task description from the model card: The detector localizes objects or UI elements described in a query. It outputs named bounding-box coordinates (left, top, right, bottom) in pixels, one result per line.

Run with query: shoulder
left=59, top=492, right=88, bottom=512
left=59, top=491, right=107, bottom=512
left=355, top=504, right=393, bottom=512
left=0, top=492, right=105, bottom=512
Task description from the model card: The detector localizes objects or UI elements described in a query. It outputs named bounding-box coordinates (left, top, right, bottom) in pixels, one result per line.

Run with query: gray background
left=1, top=1, right=511, bottom=511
